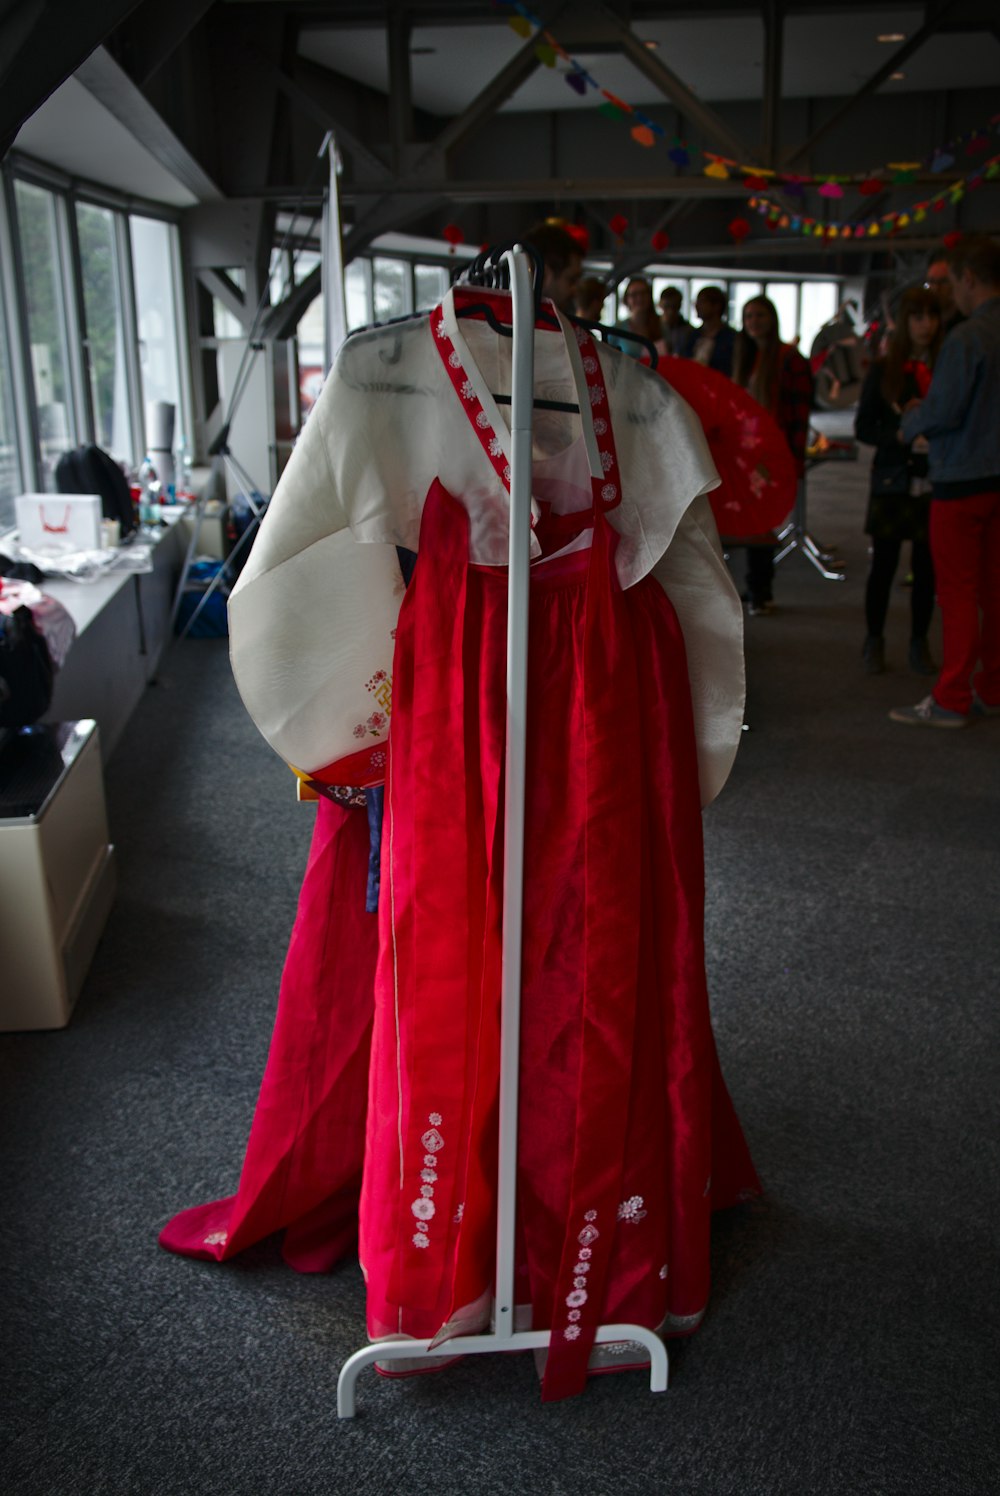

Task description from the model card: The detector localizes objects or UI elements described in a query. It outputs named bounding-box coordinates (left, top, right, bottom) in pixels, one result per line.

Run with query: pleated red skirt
left=358, top=481, right=759, bottom=1400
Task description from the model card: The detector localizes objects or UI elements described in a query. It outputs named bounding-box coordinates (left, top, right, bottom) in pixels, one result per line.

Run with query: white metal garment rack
left=336, top=248, right=669, bottom=1418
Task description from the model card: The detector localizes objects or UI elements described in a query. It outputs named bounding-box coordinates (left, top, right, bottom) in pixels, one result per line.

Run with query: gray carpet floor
left=1, top=453, right=998, bottom=1496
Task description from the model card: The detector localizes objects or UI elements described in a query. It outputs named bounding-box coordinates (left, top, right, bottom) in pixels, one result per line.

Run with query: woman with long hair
left=609, top=276, right=664, bottom=358
left=854, top=287, right=942, bottom=674
left=732, top=295, right=814, bottom=614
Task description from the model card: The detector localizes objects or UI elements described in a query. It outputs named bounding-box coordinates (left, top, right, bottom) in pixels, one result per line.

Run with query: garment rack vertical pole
left=336, top=248, right=669, bottom=1417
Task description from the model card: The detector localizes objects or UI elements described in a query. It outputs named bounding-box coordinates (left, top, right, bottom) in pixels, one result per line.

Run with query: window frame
left=1, top=152, right=191, bottom=497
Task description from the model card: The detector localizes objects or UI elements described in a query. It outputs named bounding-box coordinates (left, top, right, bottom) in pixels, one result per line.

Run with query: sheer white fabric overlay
left=229, top=290, right=746, bottom=805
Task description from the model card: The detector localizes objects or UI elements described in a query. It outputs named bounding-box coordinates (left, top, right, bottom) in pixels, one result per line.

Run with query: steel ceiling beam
left=74, top=44, right=223, bottom=199
left=105, top=0, right=215, bottom=87
left=275, top=60, right=394, bottom=180
left=612, top=11, right=750, bottom=164
left=760, top=0, right=784, bottom=167
left=387, top=2, right=414, bottom=169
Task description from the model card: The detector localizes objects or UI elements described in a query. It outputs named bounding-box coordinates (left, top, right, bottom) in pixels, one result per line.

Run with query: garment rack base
left=337, top=1323, right=669, bottom=1418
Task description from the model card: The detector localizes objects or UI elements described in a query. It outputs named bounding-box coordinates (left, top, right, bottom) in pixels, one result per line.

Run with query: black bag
left=55, top=445, right=137, bottom=538
left=0, top=606, right=54, bottom=729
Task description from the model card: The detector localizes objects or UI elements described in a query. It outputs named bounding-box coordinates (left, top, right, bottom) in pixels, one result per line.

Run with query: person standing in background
left=523, top=220, right=584, bottom=314
left=854, top=287, right=942, bottom=676
left=658, top=285, right=690, bottom=354
left=608, top=276, right=663, bottom=358
left=890, top=235, right=1000, bottom=727
left=679, top=286, right=737, bottom=375
left=732, top=296, right=814, bottom=615
left=574, top=275, right=608, bottom=322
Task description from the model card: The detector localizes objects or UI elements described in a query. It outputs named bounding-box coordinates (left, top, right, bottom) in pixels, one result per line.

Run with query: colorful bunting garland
left=496, top=0, right=1000, bottom=202
left=746, top=151, right=999, bottom=241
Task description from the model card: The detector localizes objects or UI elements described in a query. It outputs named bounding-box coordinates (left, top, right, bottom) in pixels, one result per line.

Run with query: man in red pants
left=890, top=235, right=1000, bottom=728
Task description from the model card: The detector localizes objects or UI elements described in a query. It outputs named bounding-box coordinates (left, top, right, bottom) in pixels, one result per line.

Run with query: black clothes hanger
left=456, top=242, right=577, bottom=413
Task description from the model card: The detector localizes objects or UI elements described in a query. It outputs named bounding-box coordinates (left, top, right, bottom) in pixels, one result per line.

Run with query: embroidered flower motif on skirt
left=502, top=464, right=512, bottom=484
left=600, top=450, right=614, bottom=474
left=353, top=724, right=367, bottom=739
left=601, top=483, right=617, bottom=504
left=453, top=1202, right=465, bottom=1224
left=488, top=436, right=503, bottom=458
left=475, top=410, right=490, bottom=430
left=434, top=318, right=449, bottom=340
left=583, top=356, right=598, bottom=374
left=448, top=351, right=461, bottom=369
left=593, top=417, right=608, bottom=437
left=461, top=379, right=476, bottom=401
left=412, top=1113, right=444, bottom=1249
left=370, top=750, right=386, bottom=769
left=561, top=1206, right=599, bottom=1342
left=575, top=326, right=589, bottom=346
left=589, top=385, right=605, bottom=407
left=617, top=1194, right=647, bottom=1223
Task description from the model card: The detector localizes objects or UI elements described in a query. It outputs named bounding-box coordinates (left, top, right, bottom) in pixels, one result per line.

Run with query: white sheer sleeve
left=649, top=492, right=745, bottom=807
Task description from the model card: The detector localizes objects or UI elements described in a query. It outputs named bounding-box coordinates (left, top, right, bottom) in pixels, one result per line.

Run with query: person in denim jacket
left=890, top=235, right=1000, bottom=727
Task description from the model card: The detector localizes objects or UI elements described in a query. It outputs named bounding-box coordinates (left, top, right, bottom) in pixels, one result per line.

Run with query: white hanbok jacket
left=229, top=291, right=745, bottom=805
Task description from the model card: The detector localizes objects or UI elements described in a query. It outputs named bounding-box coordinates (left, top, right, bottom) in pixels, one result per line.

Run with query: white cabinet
left=0, top=720, right=116, bottom=1030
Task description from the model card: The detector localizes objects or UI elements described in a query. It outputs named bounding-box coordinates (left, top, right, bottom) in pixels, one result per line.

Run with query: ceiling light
left=890, top=71, right=905, bottom=80
left=877, top=33, right=906, bottom=43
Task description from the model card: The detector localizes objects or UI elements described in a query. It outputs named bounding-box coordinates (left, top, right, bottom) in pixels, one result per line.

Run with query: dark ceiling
left=2, top=0, right=998, bottom=274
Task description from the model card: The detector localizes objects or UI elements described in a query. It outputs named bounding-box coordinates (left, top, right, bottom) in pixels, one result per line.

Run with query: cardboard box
left=15, top=492, right=103, bottom=554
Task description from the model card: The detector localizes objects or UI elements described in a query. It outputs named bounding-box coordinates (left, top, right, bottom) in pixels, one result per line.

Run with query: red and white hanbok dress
left=162, top=291, right=760, bottom=1401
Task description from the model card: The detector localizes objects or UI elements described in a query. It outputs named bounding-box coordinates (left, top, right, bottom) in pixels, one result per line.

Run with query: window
left=799, top=281, right=839, bottom=359
left=373, top=257, right=411, bottom=321
left=345, top=260, right=371, bottom=330
left=131, top=215, right=184, bottom=453
left=0, top=290, right=20, bottom=529
left=414, top=263, right=449, bottom=312
left=764, top=283, right=799, bottom=344
left=77, top=202, right=132, bottom=461
left=14, top=180, right=76, bottom=488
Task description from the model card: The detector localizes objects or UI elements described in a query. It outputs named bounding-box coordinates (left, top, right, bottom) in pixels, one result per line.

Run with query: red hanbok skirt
left=358, top=481, right=759, bottom=1400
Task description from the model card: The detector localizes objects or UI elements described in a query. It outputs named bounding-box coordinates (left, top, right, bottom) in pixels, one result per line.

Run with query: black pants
left=745, top=545, right=775, bottom=605
left=864, top=537, right=935, bottom=638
